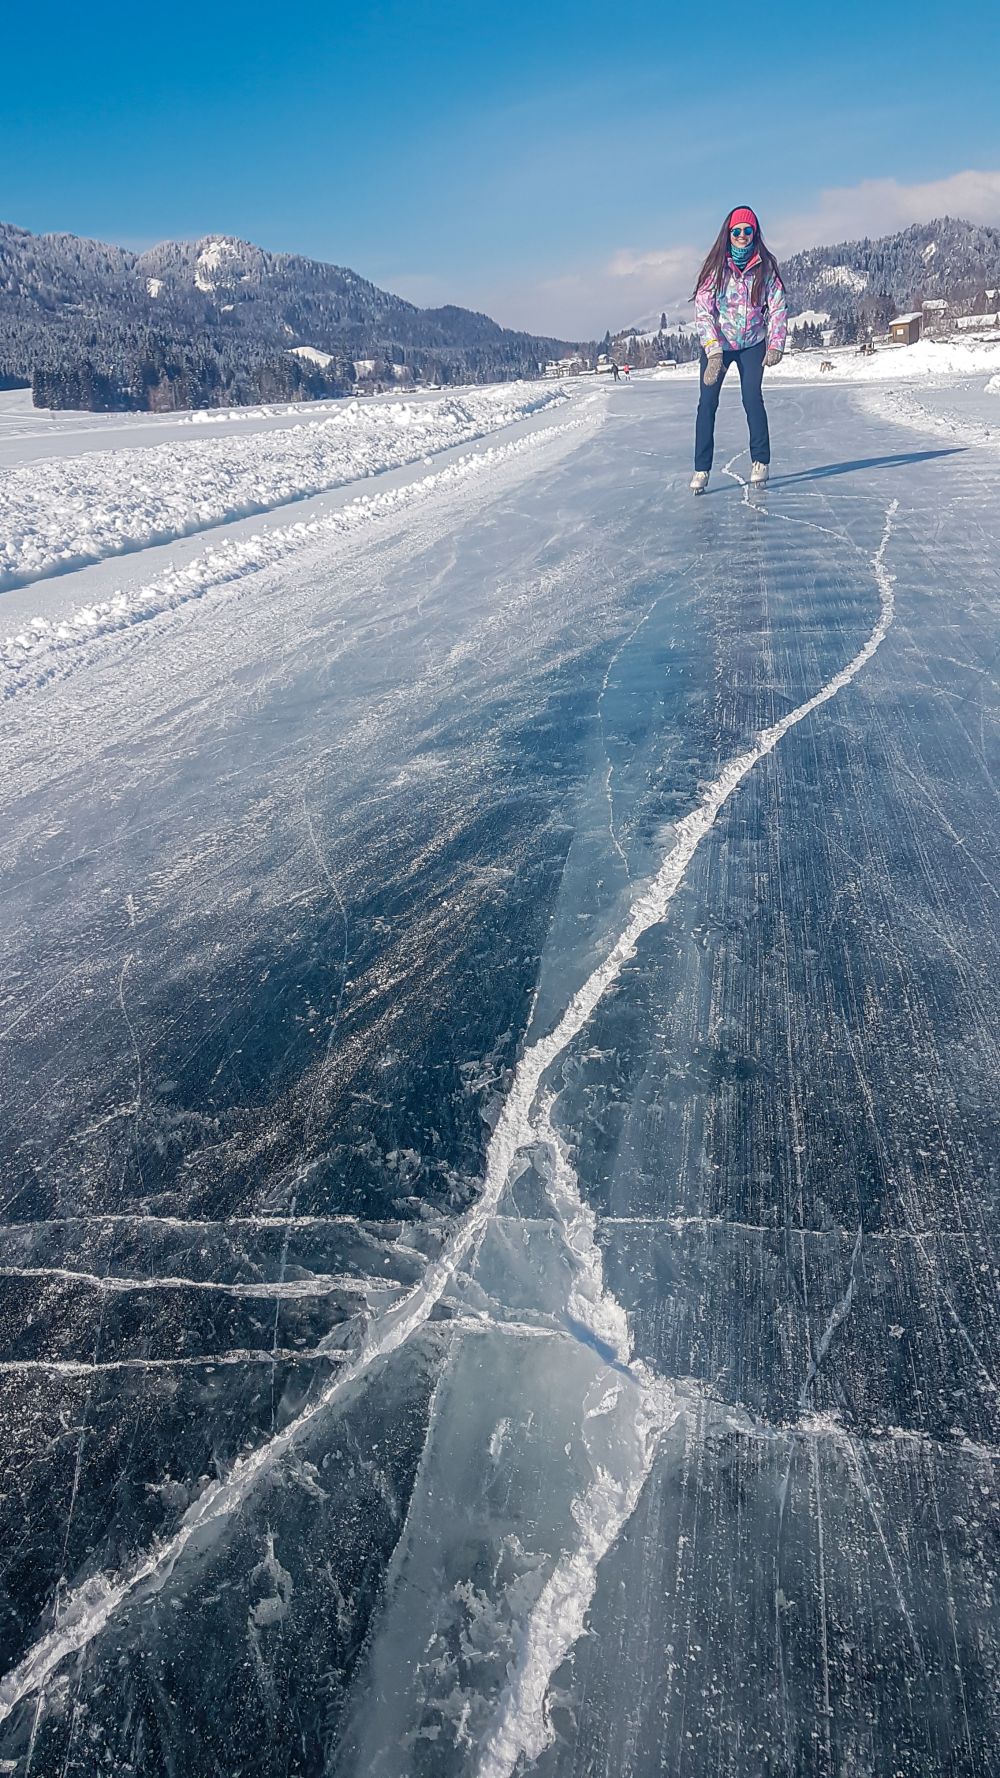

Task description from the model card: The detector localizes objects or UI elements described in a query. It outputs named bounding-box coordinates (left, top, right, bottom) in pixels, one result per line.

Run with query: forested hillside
left=0, top=224, right=580, bottom=410
left=780, top=217, right=1000, bottom=341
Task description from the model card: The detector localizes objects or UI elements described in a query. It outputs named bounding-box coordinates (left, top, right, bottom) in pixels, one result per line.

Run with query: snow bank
left=861, top=375, right=1000, bottom=456
left=649, top=337, right=1000, bottom=387
left=770, top=337, right=1000, bottom=384
left=0, top=383, right=568, bottom=592
left=1, top=414, right=589, bottom=699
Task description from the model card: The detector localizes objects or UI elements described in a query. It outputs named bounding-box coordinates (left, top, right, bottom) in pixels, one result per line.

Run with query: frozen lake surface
left=0, top=378, right=998, bottom=1775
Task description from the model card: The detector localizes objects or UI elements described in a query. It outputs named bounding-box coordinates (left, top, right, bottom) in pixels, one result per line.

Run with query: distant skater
left=611, top=361, right=620, bottom=381
left=690, top=206, right=787, bottom=494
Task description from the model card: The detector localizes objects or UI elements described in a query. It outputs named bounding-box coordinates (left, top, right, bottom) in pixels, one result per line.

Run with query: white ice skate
left=690, top=471, right=709, bottom=495
left=749, top=461, right=769, bottom=489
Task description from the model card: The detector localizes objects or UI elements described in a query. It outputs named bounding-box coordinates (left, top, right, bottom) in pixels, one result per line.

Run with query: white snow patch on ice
left=862, top=373, right=1000, bottom=455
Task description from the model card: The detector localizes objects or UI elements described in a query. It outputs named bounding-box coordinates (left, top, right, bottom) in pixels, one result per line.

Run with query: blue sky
left=4, top=0, right=1000, bottom=336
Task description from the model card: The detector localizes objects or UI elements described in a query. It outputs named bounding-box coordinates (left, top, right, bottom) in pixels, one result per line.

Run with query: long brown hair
left=691, top=211, right=784, bottom=307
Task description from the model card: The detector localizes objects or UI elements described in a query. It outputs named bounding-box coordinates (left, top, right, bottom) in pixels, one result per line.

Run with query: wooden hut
left=888, top=313, right=921, bottom=346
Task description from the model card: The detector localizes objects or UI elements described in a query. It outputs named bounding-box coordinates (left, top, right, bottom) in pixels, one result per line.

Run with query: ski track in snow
left=0, top=485, right=900, bottom=1742
left=0, top=415, right=585, bottom=701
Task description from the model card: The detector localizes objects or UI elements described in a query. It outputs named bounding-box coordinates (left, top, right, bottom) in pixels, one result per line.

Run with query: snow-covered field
left=0, top=382, right=568, bottom=592
left=651, top=334, right=1000, bottom=383
left=772, top=333, right=1000, bottom=382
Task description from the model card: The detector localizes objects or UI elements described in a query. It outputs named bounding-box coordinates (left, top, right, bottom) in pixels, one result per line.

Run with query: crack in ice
left=0, top=498, right=899, bottom=1735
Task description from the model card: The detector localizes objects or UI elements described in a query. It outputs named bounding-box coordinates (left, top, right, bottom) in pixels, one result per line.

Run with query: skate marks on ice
left=0, top=498, right=900, bottom=1761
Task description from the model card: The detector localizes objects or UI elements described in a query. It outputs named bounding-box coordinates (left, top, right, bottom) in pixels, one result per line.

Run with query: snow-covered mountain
left=781, top=217, right=1000, bottom=317
left=0, top=223, right=581, bottom=409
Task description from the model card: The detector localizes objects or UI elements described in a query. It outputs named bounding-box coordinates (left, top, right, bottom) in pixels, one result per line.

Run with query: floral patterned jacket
left=695, top=255, right=788, bottom=354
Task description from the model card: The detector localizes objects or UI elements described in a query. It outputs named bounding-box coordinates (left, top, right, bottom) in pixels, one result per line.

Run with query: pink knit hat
left=729, top=206, right=758, bottom=230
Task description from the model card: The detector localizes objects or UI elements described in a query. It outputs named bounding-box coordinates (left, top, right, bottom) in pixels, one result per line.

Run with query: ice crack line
left=474, top=1094, right=677, bottom=1778
left=0, top=501, right=898, bottom=1729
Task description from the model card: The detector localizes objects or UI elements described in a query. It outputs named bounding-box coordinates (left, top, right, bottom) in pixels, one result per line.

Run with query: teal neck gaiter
left=731, top=238, right=755, bottom=269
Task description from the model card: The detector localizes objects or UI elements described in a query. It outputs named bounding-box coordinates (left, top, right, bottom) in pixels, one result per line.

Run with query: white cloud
left=443, top=247, right=701, bottom=341
left=772, top=168, right=1000, bottom=252
left=606, top=245, right=697, bottom=283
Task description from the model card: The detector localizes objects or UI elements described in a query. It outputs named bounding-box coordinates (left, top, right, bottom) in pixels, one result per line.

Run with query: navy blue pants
left=694, top=340, right=770, bottom=472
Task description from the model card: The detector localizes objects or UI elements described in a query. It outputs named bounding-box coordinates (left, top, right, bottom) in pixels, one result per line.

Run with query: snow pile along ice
left=0, top=415, right=590, bottom=697
left=0, top=384, right=568, bottom=592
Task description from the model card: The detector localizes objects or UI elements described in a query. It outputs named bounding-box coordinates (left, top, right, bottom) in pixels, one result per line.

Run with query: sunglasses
left=730, top=224, right=755, bottom=238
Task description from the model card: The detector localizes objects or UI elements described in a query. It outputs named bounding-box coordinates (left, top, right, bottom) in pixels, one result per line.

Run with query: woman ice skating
left=690, top=206, right=788, bottom=494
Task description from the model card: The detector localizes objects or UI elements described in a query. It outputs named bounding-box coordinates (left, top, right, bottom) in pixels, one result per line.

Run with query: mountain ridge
left=0, top=221, right=581, bottom=409
left=780, top=216, right=1000, bottom=318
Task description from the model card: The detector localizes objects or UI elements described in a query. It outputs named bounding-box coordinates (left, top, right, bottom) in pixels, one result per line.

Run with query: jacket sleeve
left=694, top=278, right=722, bottom=354
left=766, top=273, right=788, bottom=352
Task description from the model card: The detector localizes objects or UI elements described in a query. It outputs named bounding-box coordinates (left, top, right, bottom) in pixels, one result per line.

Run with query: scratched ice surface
left=0, top=384, right=999, bottom=1776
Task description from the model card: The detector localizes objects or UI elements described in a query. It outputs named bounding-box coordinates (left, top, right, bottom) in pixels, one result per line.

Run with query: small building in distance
left=956, top=312, right=1000, bottom=332
left=544, top=355, right=588, bottom=378
left=888, top=313, right=922, bottom=346
left=920, top=298, right=949, bottom=335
